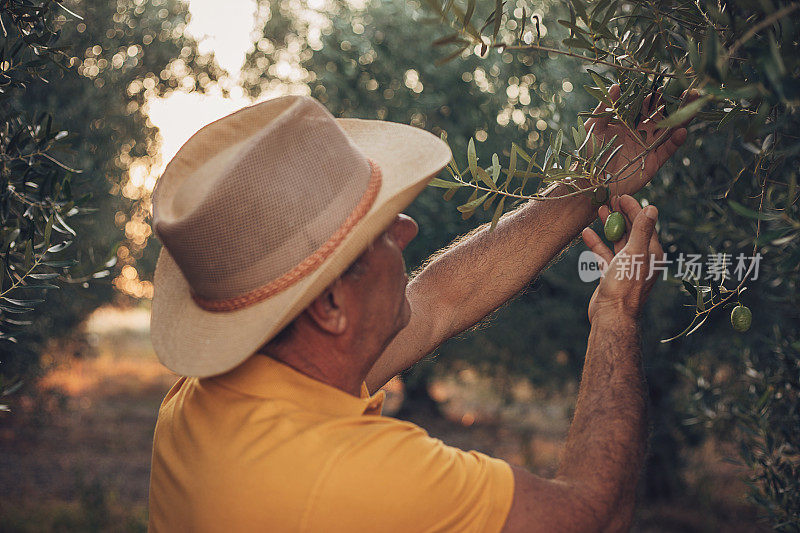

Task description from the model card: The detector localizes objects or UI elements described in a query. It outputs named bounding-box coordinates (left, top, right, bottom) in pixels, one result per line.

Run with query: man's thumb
left=628, top=206, right=658, bottom=250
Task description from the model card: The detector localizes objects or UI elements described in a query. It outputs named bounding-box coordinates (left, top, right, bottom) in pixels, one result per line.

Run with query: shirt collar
left=207, top=354, right=384, bottom=417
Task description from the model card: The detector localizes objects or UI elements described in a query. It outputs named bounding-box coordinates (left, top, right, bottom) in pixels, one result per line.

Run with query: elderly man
left=148, top=85, right=692, bottom=531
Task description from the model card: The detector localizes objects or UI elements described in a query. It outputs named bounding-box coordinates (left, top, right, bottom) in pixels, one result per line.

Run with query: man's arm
left=502, top=200, right=661, bottom=531
left=366, top=180, right=595, bottom=390
left=366, top=86, right=693, bottom=391
left=503, top=315, right=645, bottom=532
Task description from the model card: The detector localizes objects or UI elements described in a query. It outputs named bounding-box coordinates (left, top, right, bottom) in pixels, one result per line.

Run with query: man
left=148, top=86, right=693, bottom=531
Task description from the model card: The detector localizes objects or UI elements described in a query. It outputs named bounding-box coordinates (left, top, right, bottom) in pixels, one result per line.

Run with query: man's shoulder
left=324, top=414, right=435, bottom=450
left=151, top=377, right=514, bottom=533
left=154, top=374, right=430, bottom=447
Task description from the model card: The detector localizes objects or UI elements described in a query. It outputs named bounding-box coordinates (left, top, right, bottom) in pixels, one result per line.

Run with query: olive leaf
left=655, top=94, right=712, bottom=129
left=428, top=177, right=463, bottom=188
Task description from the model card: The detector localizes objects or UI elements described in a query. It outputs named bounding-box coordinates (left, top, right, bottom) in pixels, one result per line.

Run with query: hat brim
left=150, top=119, right=451, bottom=377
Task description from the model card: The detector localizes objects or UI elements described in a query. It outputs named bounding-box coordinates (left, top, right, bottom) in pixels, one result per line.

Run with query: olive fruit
left=604, top=212, right=626, bottom=242
left=731, top=305, right=752, bottom=333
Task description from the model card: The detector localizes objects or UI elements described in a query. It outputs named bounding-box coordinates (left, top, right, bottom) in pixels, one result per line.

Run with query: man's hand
left=503, top=194, right=655, bottom=532
left=584, top=84, right=699, bottom=197
left=581, top=194, right=664, bottom=323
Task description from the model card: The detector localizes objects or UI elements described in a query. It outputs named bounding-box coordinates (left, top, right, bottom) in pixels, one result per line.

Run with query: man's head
left=149, top=95, right=449, bottom=378
left=262, top=214, right=418, bottom=378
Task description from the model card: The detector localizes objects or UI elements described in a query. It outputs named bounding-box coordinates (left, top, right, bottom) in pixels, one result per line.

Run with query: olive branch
left=423, top=0, right=800, bottom=342
left=433, top=74, right=704, bottom=231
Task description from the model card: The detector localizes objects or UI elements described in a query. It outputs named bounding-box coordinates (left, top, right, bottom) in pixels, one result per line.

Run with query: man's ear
left=305, top=281, right=348, bottom=335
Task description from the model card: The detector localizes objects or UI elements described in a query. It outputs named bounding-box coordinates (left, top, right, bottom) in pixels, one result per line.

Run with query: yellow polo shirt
left=148, top=355, right=514, bottom=532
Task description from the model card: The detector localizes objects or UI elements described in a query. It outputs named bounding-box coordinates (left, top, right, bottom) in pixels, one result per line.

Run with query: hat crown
left=153, top=96, right=372, bottom=300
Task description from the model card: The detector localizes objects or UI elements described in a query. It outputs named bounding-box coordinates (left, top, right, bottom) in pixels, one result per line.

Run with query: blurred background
left=1, top=0, right=797, bottom=530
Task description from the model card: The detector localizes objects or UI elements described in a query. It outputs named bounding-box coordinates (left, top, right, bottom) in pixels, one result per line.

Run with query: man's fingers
left=640, top=90, right=665, bottom=142
left=608, top=83, right=621, bottom=102
left=598, top=204, right=611, bottom=223
left=682, top=88, right=701, bottom=103
left=616, top=195, right=665, bottom=262
left=655, top=126, right=689, bottom=167
left=615, top=195, right=641, bottom=250
left=582, top=227, right=614, bottom=265
left=618, top=195, right=643, bottom=222
left=627, top=205, right=658, bottom=251
left=650, top=89, right=697, bottom=161
left=585, top=96, right=609, bottom=131
left=669, top=127, right=688, bottom=147
left=599, top=198, right=664, bottom=269
left=604, top=195, right=665, bottom=282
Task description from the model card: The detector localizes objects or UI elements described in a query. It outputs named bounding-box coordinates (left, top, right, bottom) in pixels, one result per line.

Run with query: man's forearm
left=366, top=181, right=598, bottom=390
left=411, top=180, right=596, bottom=340
left=555, top=314, right=647, bottom=530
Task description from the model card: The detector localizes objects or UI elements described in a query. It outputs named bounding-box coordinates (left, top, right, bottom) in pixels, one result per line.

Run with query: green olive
left=604, top=212, right=626, bottom=242
left=731, top=305, right=752, bottom=333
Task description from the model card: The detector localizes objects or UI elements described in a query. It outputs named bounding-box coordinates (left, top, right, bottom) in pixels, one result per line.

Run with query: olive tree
left=428, top=0, right=799, bottom=525
left=0, top=0, right=222, bottom=408
left=0, top=0, right=89, bottom=405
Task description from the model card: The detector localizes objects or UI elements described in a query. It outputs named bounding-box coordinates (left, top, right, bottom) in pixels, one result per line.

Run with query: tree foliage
left=243, top=0, right=800, bottom=522
left=0, top=0, right=87, bottom=405
left=0, top=0, right=222, bottom=407
left=429, top=0, right=799, bottom=525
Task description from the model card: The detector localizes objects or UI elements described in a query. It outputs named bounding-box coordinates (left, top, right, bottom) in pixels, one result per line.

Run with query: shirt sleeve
left=302, top=419, right=515, bottom=533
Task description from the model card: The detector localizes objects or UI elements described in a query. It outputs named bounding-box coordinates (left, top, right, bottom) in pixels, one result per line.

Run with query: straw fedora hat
left=151, top=95, right=451, bottom=377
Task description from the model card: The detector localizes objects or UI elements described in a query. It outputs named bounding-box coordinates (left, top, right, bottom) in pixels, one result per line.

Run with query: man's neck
left=259, top=333, right=379, bottom=397
left=266, top=351, right=365, bottom=397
